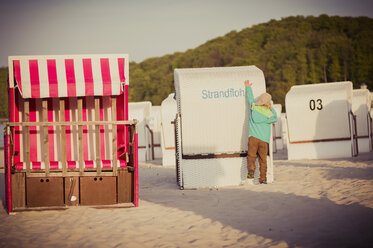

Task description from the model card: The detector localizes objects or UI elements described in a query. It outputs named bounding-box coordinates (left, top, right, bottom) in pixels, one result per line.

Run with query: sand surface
left=1, top=151, right=373, bottom=248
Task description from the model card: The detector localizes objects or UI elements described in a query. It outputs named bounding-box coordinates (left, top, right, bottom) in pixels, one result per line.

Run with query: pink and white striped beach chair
left=4, top=54, right=139, bottom=213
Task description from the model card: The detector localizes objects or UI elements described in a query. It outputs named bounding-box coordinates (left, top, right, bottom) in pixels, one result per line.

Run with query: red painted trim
left=65, top=59, right=77, bottom=97
left=47, top=99, right=55, bottom=161
left=13, top=60, right=23, bottom=95
left=29, top=60, right=41, bottom=98
left=83, top=59, right=94, bottom=96
left=6, top=132, right=12, bottom=212
left=13, top=91, right=21, bottom=164
left=118, top=58, right=126, bottom=83
left=65, top=99, right=72, bottom=161
left=6, top=85, right=13, bottom=212
left=47, top=59, right=59, bottom=97
left=134, top=132, right=139, bottom=207
left=29, top=99, right=38, bottom=161
left=125, top=85, right=129, bottom=166
left=118, top=58, right=125, bottom=94
left=100, top=58, right=112, bottom=95
left=116, top=93, right=126, bottom=165
left=289, top=137, right=351, bottom=144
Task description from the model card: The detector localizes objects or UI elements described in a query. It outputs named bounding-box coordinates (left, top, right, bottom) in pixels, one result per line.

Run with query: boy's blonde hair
left=256, top=93, right=272, bottom=106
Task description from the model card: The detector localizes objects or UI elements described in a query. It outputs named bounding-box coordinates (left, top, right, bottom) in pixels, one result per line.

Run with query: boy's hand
left=244, top=80, right=252, bottom=87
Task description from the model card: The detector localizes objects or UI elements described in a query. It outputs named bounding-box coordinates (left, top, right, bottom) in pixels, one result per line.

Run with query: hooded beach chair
left=352, top=89, right=372, bottom=153
left=160, top=93, right=177, bottom=166
left=4, top=54, right=139, bottom=213
left=285, top=81, right=358, bottom=160
left=149, top=106, right=162, bottom=159
left=128, top=101, right=152, bottom=161
left=272, top=104, right=283, bottom=152
left=174, top=66, right=274, bottom=189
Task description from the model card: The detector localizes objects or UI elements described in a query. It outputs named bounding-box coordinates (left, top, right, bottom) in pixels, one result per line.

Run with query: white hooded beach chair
left=272, top=104, right=283, bottom=152
left=160, top=93, right=177, bottom=166
left=285, top=81, right=358, bottom=160
left=174, top=66, right=274, bottom=189
left=149, top=106, right=162, bottom=159
left=129, top=101, right=152, bottom=161
left=352, top=89, right=372, bottom=153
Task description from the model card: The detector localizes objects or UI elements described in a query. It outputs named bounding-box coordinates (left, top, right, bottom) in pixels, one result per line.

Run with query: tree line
left=0, top=15, right=372, bottom=118
left=129, top=15, right=373, bottom=108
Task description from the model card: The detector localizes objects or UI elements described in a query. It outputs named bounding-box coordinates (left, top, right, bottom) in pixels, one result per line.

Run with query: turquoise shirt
left=246, top=86, right=278, bottom=144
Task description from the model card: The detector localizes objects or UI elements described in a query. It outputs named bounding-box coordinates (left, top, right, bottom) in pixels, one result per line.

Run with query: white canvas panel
left=161, top=93, right=177, bottom=166
left=180, top=155, right=273, bottom=189
left=287, top=140, right=352, bottom=160
left=19, top=59, right=31, bottom=98
left=129, top=101, right=152, bottom=161
left=352, top=89, right=370, bottom=136
left=56, top=58, right=68, bottom=97
left=109, top=57, right=121, bottom=95
left=150, top=106, right=162, bottom=159
left=273, top=104, right=283, bottom=150
left=280, top=113, right=288, bottom=149
left=352, top=89, right=372, bottom=153
left=37, top=59, right=50, bottom=98
left=285, top=82, right=353, bottom=142
left=74, top=58, right=85, bottom=97
left=174, top=66, right=266, bottom=155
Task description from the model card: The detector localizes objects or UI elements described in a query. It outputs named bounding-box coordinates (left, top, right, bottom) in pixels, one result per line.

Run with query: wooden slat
left=7, top=120, right=137, bottom=127
left=59, top=99, right=67, bottom=176
left=24, top=100, right=30, bottom=176
left=95, top=97, right=101, bottom=175
left=64, top=177, right=79, bottom=206
left=118, top=169, right=133, bottom=203
left=112, top=97, right=117, bottom=176
left=42, top=99, right=50, bottom=177
left=11, top=173, right=26, bottom=209
left=77, top=98, right=84, bottom=175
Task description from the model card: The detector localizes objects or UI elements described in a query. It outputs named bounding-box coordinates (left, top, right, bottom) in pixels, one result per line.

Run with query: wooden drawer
left=26, top=177, right=64, bottom=207
left=80, top=176, right=117, bottom=205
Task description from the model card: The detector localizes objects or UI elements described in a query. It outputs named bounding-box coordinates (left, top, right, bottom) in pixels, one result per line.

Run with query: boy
left=245, top=80, right=277, bottom=184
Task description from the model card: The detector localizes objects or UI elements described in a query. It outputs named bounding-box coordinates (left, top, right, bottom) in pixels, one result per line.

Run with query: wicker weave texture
left=174, top=66, right=266, bottom=155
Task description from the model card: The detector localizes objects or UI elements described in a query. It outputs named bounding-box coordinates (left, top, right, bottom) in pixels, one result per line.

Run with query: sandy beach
left=1, top=150, right=373, bottom=248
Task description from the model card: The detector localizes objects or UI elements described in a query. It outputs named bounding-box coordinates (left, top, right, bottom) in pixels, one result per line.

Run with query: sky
left=0, top=0, right=372, bottom=67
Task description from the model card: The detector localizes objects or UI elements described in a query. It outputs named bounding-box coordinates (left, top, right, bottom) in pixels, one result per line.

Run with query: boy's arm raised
left=244, top=80, right=255, bottom=107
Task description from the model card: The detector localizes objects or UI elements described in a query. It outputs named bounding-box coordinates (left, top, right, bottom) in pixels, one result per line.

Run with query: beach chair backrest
left=8, top=54, right=129, bottom=172
left=160, top=93, right=177, bottom=166
left=174, top=66, right=266, bottom=155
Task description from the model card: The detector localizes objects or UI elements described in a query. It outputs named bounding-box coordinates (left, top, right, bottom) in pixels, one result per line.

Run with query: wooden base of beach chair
left=10, top=169, right=135, bottom=211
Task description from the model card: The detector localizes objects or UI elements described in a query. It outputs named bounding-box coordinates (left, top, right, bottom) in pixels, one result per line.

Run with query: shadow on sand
left=139, top=163, right=373, bottom=248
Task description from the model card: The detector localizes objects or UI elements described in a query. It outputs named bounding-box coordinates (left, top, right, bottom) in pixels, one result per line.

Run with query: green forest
left=0, top=15, right=372, bottom=118
left=129, top=15, right=373, bottom=106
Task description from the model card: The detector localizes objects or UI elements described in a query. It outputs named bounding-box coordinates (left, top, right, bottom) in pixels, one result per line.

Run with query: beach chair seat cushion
left=15, top=160, right=127, bottom=170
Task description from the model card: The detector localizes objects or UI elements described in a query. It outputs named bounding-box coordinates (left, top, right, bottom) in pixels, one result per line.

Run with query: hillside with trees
left=0, top=67, right=8, bottom=118
left=129, top=15, right=373, bottom=107
left=0, top=15, right=372, bottom=118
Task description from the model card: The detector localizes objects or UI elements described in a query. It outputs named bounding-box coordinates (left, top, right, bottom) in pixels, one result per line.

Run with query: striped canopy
left=8, top=54, right=129, bottom=99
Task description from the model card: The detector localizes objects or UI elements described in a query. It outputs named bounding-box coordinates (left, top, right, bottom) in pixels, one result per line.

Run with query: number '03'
left=309, top=99, right=323, bottom=111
